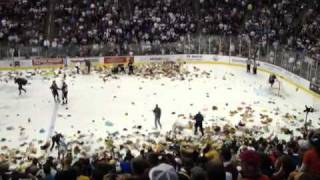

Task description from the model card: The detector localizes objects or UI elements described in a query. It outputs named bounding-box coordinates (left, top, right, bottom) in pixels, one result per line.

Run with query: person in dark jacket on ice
left=61, top=81, right=68, bottom=104
left=246, top=59, right=251, bottom=73
left=85, top=60, right=91, bottom=74
left=50, top=80, right=60, bottom=102
left=153, top=104, right=162, bottom=129
left=269, top=74, right=277, bottom=87
left=14, top=77, right=27, bottom=95
left=50, top=133, right=63, bottom=151
left=194, top=112, right=204, bottom=136
left=252, top=61, right=257, bottom=75
left=128, top=61, right=134, bottom=75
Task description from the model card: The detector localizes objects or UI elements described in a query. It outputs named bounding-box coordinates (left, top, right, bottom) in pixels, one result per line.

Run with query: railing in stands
left=0, top=35, right=319, bottom=83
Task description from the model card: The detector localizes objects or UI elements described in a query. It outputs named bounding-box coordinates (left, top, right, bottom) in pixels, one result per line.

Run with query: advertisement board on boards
left=104, top=56, right=133, bottom=64
left=32, top=58, right=63, bottom=66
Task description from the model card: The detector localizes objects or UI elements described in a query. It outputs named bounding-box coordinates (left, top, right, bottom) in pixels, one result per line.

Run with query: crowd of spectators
left=52, top=0, right=197, bottom=53
left=0, top=0, right=319, bottom=57
left=198, top=0, right=320, bottom=56
left=0, top=0, right=48, bottom=46
left=1, top=128, right=320, bottom=180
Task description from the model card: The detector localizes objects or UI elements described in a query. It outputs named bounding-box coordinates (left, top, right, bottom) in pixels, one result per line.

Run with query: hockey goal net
left=271, top=80, right=281, bottom=96
left=313, top=98, right=320, bottom=112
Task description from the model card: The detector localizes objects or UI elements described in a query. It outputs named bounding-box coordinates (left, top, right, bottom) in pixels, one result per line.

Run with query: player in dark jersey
left=61, top=81, right=68, bottom=104
left=50, top=80, right=60, bottom=102
left=14, top=77, right=27, bottom=95
left=269, top=74, right=277, bottom=87
left=194, top=112, right=204, bottom=136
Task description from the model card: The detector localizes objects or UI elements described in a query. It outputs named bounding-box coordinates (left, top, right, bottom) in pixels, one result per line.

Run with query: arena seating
left=0, top=0, right=319, bottom=57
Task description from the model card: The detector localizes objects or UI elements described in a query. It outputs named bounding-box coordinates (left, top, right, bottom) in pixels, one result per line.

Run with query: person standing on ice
left=85, top=60, right=91, bottom=74
left=50, top=133, right=63, bottom=151
left=194, top=112, right=204, bottom=136
left=128, top=61, right=134, bottom=75
left=50, top=80, right=60, bottom=102
left=246, top=59, right=251, bottom=73
left=269, top=74, right=277, bottom=87
left=253, top=61, right=257, bottom=75
left=61, top=81, right=68, bottom=104
left=75, top=62, right=80, bottom=74
left=14, top=77, right=27, bottom=95
left=153, top=104, right=162, bottom=129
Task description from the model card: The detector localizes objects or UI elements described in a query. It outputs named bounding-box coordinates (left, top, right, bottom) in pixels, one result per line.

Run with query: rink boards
left=0, top=54, right=319, bottom=99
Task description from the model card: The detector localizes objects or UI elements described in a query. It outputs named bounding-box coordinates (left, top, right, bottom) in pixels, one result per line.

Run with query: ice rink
left=0, top=63, right=319, bottom=155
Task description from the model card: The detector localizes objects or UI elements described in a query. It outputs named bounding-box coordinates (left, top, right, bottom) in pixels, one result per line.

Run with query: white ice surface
left=0, top=64, right=319, bottom=154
